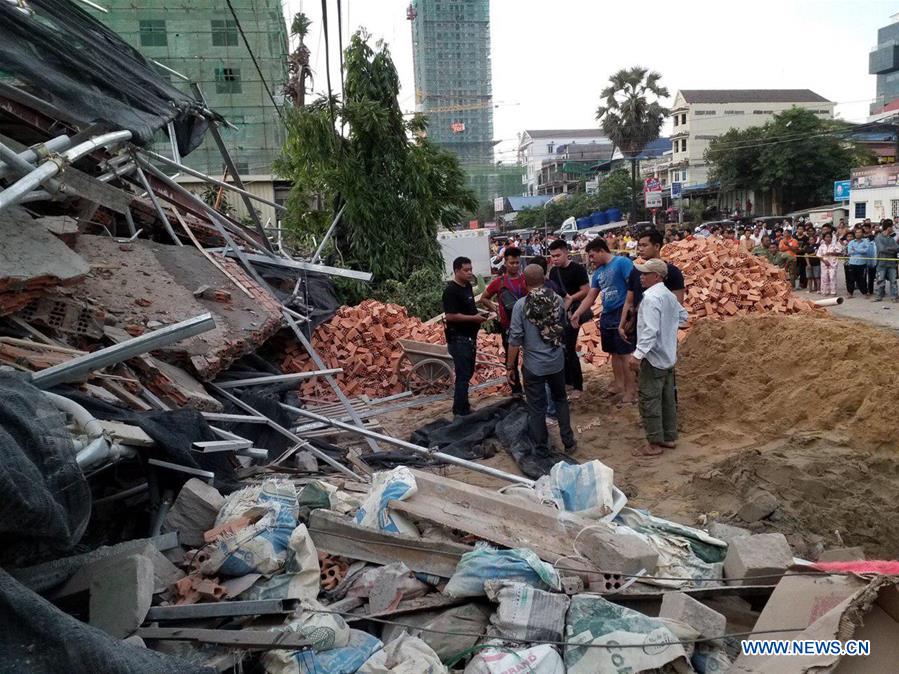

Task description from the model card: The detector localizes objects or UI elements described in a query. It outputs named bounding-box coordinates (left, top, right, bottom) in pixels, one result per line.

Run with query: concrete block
left=575, top=524, right=659, bottom=575
left=89, top=554, right=154, bottom=638
left=659, top=591, right=726, bottom=639
left=163, top=477, right=225, bottom=547
left=724, top=533, right=793, bottom=586
left=55, top=540, right=184, bottom=596
left=708, top=522, right=752, bottom=545
left=294, top=450, right=318, bottom=473
left=818, top=546, right=866, bottom=562
left=737, top=490, right=779, bottom=523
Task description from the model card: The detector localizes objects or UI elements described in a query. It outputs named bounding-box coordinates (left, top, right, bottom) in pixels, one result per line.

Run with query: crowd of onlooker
left=491, top=214, right=899, bottom=302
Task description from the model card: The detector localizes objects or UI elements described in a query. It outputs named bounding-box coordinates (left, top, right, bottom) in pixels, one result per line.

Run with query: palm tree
left=596, top=67, right=669, bottom=223
left=285, top=13, right=313, bottom=107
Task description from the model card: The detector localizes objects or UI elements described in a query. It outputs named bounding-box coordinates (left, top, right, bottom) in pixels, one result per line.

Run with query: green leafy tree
left=596, top=67, right=669, bottom=222
left=706, top=107, right=876, bottom=212
left=275, top=31, right=477, bottom=305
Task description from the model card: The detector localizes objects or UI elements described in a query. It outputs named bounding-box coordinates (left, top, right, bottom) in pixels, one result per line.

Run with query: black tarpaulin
left=0, top=0, right=211, bottom=150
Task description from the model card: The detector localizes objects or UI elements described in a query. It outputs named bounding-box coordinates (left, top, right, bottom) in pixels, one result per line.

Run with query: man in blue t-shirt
left=571, top=237, right=636, bottom=402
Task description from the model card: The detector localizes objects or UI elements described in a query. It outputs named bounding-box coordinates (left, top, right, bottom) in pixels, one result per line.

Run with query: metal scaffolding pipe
left=311, top=203, right=346, bottom=263
left=132, top=158, right=183, bottom=246
left=0, top=134, right=71, bottom=179
left=282, top=403, right=536, bottom=487
left=208, top=384, right=363, bottom=482
left=32, top=313, right=215, bottom=389
left=141, top=149, right=287, bottom=213
left=215, top=368, right=343, bottom=389
left=0, top=140, right=65, bottom=195
left=0, top=130, right=132, bottom=212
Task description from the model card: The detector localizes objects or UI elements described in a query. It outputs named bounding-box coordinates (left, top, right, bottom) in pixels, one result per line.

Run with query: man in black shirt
left=547, top=239, right=590, bottom=397
left=442, top=256, right=487, bottom=417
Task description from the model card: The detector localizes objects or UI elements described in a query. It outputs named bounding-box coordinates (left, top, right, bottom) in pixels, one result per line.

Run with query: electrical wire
left=337, top=0, right=346, bottom=103
left=224, top=0, right=285, bottom=123
left=321, top=0, right=337, bottom=134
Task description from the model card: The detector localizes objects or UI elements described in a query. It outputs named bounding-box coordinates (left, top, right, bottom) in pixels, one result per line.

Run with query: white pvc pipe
left=43, top=391, right=104, bottom=439
left=813, top=297, right=844, bottom=307
left=0, top=130, right=132, bottom=211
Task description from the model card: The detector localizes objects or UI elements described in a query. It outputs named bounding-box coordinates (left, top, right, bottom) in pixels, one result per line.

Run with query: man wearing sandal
left=627, top=259, right=689, bottom=457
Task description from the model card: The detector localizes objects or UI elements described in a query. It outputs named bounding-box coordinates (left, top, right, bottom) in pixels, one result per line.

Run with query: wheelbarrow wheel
left=407, top=358, right=453, bottom=395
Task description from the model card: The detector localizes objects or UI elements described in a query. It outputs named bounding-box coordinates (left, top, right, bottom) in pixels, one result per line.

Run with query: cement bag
left=464, top=644, right=564, bottom=674
left=266, top=628, right=382, bottom=674
left=564, top=594, right=688, bottom=673
left=358, top=633, right=446, bottom=674
left=241, top=523, right=320, bottom=601
left=484, top=580, right=569, bottom=642
left=444, top=543, right=560, bottom=598
left=355, top=467, right=419, bottom=537
left=263, top=600, right=351, bottom=673
left=201, top=480, right=298, bottom=576
left=536, top=460, right=616, bottom=519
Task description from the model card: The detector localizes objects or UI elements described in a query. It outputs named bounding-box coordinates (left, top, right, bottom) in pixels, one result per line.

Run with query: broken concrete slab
left=308, top=508, right=472, bottom=579
left=708, top=521, right=751, bottom=545
left=72, top=235, right=283, bottom=380
left=386, top=469, right=644, bottom=573
left=818, top=546, right=866, bottom=562
left=163, top=478, right=226, bottom=548
left=89, top=554, right=154, bottom=638
left=0, top=208, right=90, bottom=315
left=737, top=490, right=779, bottom=522
left=659, top=591, right=726, bottom=639
left=724, top=533, right=793, bottom=586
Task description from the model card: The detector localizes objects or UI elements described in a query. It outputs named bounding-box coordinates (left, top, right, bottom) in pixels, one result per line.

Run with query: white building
left=518, top=129, right=610, bottom=196
left=848, top=164, right=899, bottom=224
left=668, top=90, right=835, bottom=193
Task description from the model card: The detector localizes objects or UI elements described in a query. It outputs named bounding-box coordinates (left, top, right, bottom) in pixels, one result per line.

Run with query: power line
left=704, top=117, right=897, bottom=152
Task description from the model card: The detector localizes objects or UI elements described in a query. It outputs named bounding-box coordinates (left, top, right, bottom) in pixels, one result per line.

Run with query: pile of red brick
left=281, top=300, right=506, bottom=399
left=662, top=238, right=818, bottom=319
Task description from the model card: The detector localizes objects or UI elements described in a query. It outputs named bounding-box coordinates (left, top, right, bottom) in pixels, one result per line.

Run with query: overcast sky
left=287, top=0, right=896, bottom=163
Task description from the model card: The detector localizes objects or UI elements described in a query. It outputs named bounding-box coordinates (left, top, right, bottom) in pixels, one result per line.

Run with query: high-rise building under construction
left=409, top=0, right=499, bottom=199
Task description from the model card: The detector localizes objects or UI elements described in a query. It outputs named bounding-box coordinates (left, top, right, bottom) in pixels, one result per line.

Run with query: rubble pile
left=662, top=238, right=819, bottom=319
left=280, top=300, right=507, bottom=399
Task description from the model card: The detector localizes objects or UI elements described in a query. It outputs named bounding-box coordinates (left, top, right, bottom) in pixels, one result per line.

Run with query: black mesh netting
left=0, top=0, right=209, bottom=149
left=0, top=371, right=90, bottom=568
left=0, top=568, right=211, bottom=674
left=56, top=391, right=241, bottom=494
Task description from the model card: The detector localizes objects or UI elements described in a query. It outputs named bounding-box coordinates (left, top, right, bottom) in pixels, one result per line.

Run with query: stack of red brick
left=662, top=238, right=818, bottom=320
left=281, top=300, right=506, bottom=399
left=282, top=299, right=616, bottom=400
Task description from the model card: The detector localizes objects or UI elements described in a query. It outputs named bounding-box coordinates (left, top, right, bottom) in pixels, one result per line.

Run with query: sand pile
left=662, top=238, right=818, bottom=319
left=678, top=313, right=899, bottom=448
left=691, top=440, right=899, bottom=559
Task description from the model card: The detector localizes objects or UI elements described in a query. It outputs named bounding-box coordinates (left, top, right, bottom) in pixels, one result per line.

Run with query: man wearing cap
left=628, top=259, right=689, bottom=457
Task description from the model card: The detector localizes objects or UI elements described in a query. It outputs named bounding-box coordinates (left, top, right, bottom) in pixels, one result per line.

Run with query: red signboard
left=451, top=122, right=466, bottom=133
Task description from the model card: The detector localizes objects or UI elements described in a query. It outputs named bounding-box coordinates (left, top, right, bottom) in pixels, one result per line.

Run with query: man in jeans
left=507, top=264, right=577, bottom=456
left=874, top=220, right=899, bottom=302
left=627, top=259, right=689, bottom=457
left=442, top=257, right=487, bottom=417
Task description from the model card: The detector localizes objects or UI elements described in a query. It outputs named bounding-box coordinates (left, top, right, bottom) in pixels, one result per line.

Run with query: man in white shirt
left=627, top=259, right=689, bottom=457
